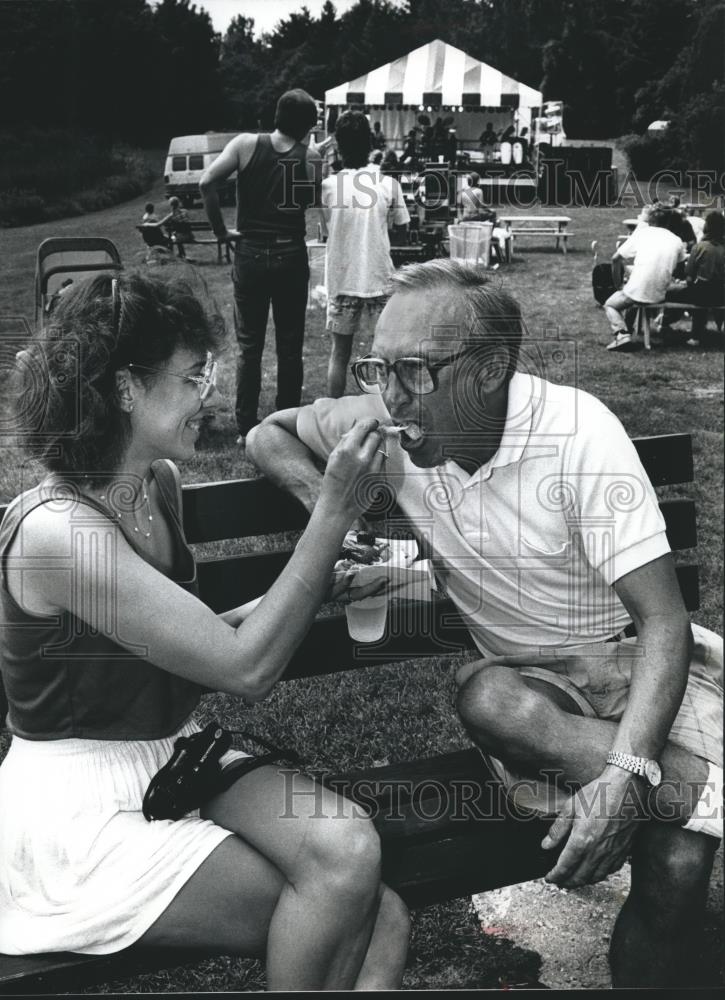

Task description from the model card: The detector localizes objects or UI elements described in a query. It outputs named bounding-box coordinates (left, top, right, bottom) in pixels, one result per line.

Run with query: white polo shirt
left=297, top=373, right=670, bottom=656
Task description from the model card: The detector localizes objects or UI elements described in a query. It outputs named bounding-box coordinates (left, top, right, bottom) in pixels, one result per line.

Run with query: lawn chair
left=35, top=237, right=122, bottom=330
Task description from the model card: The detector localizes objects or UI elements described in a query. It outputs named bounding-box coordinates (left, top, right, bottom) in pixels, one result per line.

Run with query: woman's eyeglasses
left=127, top=352, right=218, bottom=401
left=350, top=344, right=481, bottom=396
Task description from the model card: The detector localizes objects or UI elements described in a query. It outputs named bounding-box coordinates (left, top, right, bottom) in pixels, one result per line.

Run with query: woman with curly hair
left=0, top=271, right=409, bottom=989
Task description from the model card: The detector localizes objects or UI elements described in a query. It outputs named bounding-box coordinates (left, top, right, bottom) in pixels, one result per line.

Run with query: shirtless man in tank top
left=201, top=89, right=324, bottom=444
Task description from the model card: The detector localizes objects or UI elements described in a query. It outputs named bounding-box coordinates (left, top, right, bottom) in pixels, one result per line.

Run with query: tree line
left=1, top=0, right=722, bottom=172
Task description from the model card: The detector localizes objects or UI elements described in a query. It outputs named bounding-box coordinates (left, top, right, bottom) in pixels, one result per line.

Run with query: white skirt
left=0, top=719, right=250, bottom=955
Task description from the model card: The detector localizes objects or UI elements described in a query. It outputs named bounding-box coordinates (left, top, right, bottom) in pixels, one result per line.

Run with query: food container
left=333, top=534, right=437, bottom=642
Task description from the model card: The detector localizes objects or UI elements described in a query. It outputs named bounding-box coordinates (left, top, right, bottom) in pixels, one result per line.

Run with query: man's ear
left=115, top=368, right=136, bottom=413
left=479, top=346, right=510, bottom=392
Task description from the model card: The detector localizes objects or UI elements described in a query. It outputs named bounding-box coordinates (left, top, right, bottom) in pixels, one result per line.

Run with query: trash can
left=447, top=222, right=493, bottom=267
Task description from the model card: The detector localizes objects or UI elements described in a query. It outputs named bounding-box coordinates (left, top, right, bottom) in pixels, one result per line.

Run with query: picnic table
left=498, top=215, right=573, bottom=254
left=682, top=202, right=720, bottom=217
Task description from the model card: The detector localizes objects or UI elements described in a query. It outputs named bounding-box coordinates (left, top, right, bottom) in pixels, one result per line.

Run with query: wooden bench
left=136, top=222, right=231, bottom=264
left=498, top=216, right=573, bottom=254
left=171, top=221, right=231, bottom=264
left=0, top=432, right=701, bottom=993
left=632, top=301, right=725, bottom=350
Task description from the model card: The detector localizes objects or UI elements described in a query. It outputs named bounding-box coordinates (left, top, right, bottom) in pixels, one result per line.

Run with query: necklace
left=98, top=489, right=154, bottom=538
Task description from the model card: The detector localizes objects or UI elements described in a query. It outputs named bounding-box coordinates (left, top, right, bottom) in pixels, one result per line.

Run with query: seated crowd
left=605, top=204, right=724, bottom=352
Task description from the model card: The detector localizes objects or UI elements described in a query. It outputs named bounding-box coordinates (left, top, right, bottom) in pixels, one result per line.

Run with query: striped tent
left=324, top=39, right=542, bottom=111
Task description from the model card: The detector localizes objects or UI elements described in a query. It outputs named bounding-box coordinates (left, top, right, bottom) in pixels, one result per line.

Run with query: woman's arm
left=20, top=421, right=385, bottom=702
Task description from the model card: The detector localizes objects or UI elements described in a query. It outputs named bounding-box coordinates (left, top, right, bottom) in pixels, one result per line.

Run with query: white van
left=163, top=133, right=239, bottom=207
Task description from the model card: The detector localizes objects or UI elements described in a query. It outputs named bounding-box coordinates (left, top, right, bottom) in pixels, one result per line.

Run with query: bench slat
left=179, top=435, right=694, bottom=543
left=194, top=495, right=696, bottom=615
left=197, top=559, right=699, bottom=682
left=0, top=948, right=215, bottom=996
left=632, top=433, right=693, bottom=485
left=0, top=435, right=697, bottom=533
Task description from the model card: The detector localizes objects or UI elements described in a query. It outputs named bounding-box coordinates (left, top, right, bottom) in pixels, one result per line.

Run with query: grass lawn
left=0, top=175, right=722, bottom=991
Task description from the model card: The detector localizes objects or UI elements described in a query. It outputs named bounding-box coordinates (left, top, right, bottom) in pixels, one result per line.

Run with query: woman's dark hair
left=145, top=202, right=154, bottom=214
left=703, top=210, right=725, bottom=244
left=334, top=111, right=372, bottom=169
left=13, top=271, right=225, bottom=483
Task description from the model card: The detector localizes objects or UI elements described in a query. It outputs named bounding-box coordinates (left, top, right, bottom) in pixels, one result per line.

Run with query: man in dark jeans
left=200, top=89, right=322, bottom=443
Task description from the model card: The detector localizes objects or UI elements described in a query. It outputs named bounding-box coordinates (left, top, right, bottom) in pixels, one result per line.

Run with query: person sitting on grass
left=142, top=202, right=158, bottom=224
left=0, top=271, right=410, bottom=990
left=604, top=207, right=686, bottom=352
left=158, top=196, right=193, bottom=259
left=319, top=110, right=409, bottom=398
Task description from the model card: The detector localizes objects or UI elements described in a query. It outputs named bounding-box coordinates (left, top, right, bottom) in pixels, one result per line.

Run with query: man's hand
left=215, top=227, right=241, bottom=245
left=542, top=771, right=644, bottom=888
left=327, top=569, right=402, bottom=605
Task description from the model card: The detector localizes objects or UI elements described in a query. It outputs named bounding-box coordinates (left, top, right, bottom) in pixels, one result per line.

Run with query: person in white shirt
left=319, top=111, right=410, bottom=397
left=247, top=259, right=722, bottom=990
left=604, top=207, right=686, bottom=351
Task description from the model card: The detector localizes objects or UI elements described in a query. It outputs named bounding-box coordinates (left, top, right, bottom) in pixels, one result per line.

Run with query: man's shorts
left=326, top=294, right=388, bottom=340
left=481, top=623, right=723, bottom=816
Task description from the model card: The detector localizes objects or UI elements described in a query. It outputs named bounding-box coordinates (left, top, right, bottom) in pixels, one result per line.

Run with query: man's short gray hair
left=390, top=259, right=523, bottom=378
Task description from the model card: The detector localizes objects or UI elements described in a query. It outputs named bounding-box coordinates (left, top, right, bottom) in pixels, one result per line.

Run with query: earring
left=128, top=404, right=134, bottom=413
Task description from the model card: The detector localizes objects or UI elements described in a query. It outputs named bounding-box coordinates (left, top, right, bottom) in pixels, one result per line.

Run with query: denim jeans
left=232, top=240, right=309, bottom=435
left=603, top=289, right=637, bottom=334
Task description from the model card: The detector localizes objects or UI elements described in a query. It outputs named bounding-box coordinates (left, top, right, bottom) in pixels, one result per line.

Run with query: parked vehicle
left=164, top=133, right=239, bottom=207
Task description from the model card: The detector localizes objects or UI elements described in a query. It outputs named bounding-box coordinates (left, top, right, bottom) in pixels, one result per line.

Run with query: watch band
left=606, top=750, right=646, bottom=775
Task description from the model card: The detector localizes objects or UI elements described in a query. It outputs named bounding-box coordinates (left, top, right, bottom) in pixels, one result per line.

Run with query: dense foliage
left=1, top=0, right=722, bottom=172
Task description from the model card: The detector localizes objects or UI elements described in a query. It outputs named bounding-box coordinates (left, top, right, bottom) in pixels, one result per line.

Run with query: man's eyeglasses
left=127, top=352, right=218, bottom=401
left=350, top=344, right=481, bottom=396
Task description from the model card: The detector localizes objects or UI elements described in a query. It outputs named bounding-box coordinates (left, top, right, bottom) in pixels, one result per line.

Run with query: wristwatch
left=606, top=750, right=662, bottom=787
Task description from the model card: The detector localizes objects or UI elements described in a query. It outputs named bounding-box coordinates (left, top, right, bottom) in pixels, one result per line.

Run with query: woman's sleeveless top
left=0, top=460, right=205, bottom=741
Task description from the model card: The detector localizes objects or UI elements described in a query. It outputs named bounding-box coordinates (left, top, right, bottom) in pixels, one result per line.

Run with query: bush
left=619, top=83, right=725, bottom=181
left=0, top=188, right=47, bottom=227
left=0, top=131, right=158, bottom=227
left=618, top=132, right=675, bottom=179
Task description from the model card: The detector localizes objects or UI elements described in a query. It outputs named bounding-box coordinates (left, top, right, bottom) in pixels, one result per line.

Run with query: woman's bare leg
left=203, top=766, right=408, bottom=990
left=138, top=767, right=408, bottom=989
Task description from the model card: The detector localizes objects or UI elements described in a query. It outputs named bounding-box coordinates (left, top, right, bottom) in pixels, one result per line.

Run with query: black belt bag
left=143, top=720, right=305, bottom=822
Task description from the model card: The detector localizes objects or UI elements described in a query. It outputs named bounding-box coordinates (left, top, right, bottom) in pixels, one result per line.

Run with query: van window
left=189, top=154, right=204, bottom=170
left=172, top=156, right=186, bottom=171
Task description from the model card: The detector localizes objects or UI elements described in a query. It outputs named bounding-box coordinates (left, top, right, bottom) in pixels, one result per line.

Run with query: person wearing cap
left=247, top=257, right=723, bottom=990
left=200, top=89, right=323, bottom=445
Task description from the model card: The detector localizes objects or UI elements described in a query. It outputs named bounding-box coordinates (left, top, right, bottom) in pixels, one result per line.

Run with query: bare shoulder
left=9, top=499, right=109, bottom=556
left=5, top=500, right=119, bottom=616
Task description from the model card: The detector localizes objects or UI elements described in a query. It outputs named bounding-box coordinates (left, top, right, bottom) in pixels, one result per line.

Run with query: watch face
left=644, top=760, right=662, bottom=787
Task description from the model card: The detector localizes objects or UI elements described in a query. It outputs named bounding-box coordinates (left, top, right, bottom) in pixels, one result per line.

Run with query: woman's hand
left=319, top=419, right=387, bottom=523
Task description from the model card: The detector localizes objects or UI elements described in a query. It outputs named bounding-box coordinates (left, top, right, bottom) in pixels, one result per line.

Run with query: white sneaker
left=606, top=332, right=633, bottom=351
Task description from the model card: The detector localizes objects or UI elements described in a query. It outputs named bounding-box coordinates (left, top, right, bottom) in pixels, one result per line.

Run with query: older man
left=247, top=259, right=722, bottom=989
